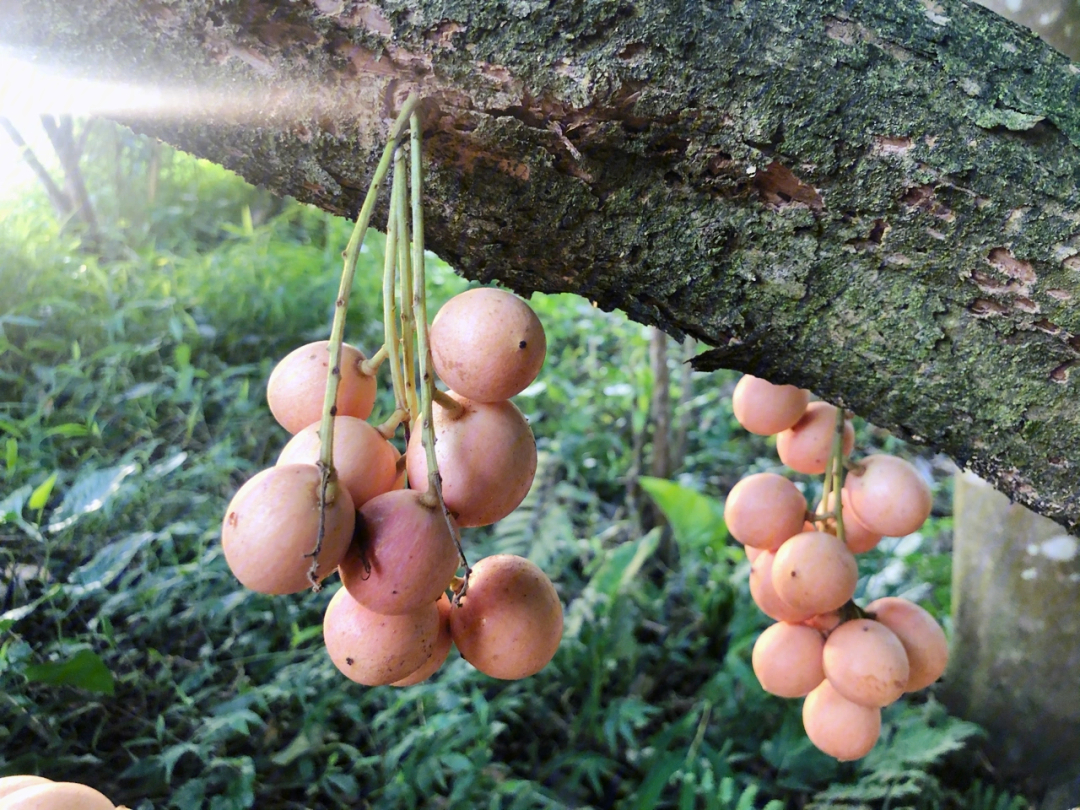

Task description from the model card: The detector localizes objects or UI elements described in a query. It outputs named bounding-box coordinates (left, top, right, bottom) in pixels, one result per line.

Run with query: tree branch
left=4, top=0, right=1080, bottom=528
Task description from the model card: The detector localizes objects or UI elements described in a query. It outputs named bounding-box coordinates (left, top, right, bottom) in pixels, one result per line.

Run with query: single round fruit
left=430, top=287, right=547, bottom=402
left=724, top=473, right=807, bottom=551
left=0, top=779, right=52, bottom=801
left=772, top=531, right=858, bottom=615
left=732, top=375, right=810, bottom=435
left=323, top=587, right=440, bottom=686
left=405, top=392, right=537, bottom=527
left=749, top=550, right=816, bottom=624
left=776, top=402, right=854, bottom=475
left=450, top=555, right=563, bottom=680
left=267, top=341, right=377, bottom=434
left=221, top=464, right=355, bottom=594
left=865, top=597, right=948, bottom=692
left=752, top=622, right=825, bottom=697
left=823, top=619, right=910, bottom=708
left=338, top=489, right=460, bottom=616
left=802, top=679, right=882, bottom=761
left=393, top=594, right=454, bottom=686
left=0, top=782, right=114, bottom=810
left=844, top=454, right=932, bottom=538
left=277, top=416, right=402, bottom=508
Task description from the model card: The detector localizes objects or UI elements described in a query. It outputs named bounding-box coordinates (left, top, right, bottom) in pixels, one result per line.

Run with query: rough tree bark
left=4, top=0, right=1080, bottom=527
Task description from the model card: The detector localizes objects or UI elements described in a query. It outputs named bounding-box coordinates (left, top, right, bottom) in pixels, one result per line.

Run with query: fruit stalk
left=382, top=151, right=409, bottom=423
left=394, top=144, right=420, bottom=426
left=409, top=110, right=470, bottom=583
left=309, top=92, right=419, bottom=587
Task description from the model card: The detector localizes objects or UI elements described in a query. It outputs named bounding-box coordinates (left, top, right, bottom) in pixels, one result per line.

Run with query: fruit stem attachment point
left=376, top=408, right=409, bottom=440
left=360, top=345, right=388, bottom=376
left=819, top=403, right=848, bottom=546
left=407, top=109, right=470, bottom=582
left=432, top=388, right=466, bottom=419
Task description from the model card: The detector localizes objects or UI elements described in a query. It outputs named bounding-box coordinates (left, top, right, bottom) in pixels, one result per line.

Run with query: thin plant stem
left=409, top=110, right=470, bottom=586
left=309, top=92, right=419, bottom=588
left=394, top=145, right=420, bottom=424
left=382, top=165, right=409, bottom=420
left=360, top=344, right=388, bottom=376
left=831, top=405, right=847, bottom=545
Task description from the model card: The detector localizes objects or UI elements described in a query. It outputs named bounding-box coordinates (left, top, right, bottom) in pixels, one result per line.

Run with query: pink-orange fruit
left=772, top=531, right=858, bottom=615
left=749, top=551, right=816, bottom=624
left=823, top=619, right=910, bottom=708
left=745, top=545, right=763, bottom=563
left=752, top=622, right=825, bottom=697
left=817, top=491, right=883, bottom=555
left=338, top=489, right=460, bottom=616
left=732, top=375, right=810, bottom=436
left=430, top=287, right=546, bottom=402
left=221, top=464, right=355, bottom=594
left=724, top=473, right=807, bottom=551
left=406, top=392, right=537, bottom=527
left=267, top=341, right=377, bottom=434
left=802, top=679, right=882, bottom=761
left=0, top=783, right=114, bottom=810
left=844, top=454, right=932, bottom=537
left=450, top=554, right=563, bottom=680
left=776, top=402, right=854, bottom=475
left=0, top=779, right=52, bottom=801
left=277, top=416, right=402, bottom=509
left=393, top=594, right=454, bottom=686
left=323, top=587, right=440, bottom=686
left=865, top=597, right=948, bottom=691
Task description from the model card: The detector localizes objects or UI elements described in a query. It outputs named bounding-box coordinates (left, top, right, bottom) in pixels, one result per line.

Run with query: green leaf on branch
left=28, top=471, right=58, bottom=511
left=47, top=462, right=138, bottom=532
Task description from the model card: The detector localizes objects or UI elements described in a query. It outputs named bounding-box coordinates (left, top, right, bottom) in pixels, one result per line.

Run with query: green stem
left=394, top=145, right=420, bottom=425
left=409, top=110, right=470, bottom=586
left=383, top=162, right=408, bottom=421
left=360, top=344, right=388, bottom=376
left=831, top=405, right=848, bottom=546
left=309, top=92, right=419, bottom=589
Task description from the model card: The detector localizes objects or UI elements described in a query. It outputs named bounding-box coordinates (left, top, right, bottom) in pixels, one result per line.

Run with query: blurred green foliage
left=0, top=122, right=1029, bottom=809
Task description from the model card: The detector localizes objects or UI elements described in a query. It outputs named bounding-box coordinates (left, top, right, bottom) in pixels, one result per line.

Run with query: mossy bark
left=6, top=0, right=1080, bottom=527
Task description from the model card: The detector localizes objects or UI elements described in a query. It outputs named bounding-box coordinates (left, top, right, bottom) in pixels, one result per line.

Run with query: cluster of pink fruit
left=220, top=287, right=562, bottom=686
left=727, top=375, right=949, bottom=760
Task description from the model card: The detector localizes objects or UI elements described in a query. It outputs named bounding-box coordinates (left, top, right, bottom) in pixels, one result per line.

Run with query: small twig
left=431, top=388, right=466, bottom=419
left=360, top=344, right=388, bottom=376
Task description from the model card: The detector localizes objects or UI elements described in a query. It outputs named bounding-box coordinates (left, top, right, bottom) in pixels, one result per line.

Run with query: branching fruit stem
left=309, top=93, right=418, bottom=589
left=408, top=110, right=470, bottom=595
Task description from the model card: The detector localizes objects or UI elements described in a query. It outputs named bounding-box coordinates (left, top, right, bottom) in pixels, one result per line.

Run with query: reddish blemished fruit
left=732, top=375, right=810, bottom=436
left=450, top=555, right=562, bottom=680
left=338, top=489, right=460, bottom=616
left=772, top=531, right=858, bottom=615
left=267, top=341, right=377, bottom=434
left=823, top=619, right=910, bottom=708
left=844, top=454, right=933, bottom=538
left=323, top=587, right=440, bottom=686
left=752, top=622, right=826, bottom=698
left=405, top=392, right=537, bottom=527
left=430, top=288, right=546, bottom=403
left=221, top=464, right=354, bottom=594
left=802, top=680, right=882, bottom=761
left=776, top=402, right=854, bottom=475
left=277, top=416, right=402, bottom=508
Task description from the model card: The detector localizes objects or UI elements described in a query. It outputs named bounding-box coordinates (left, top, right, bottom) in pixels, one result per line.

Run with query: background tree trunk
left=5, top=0, right=1080, bottom=527
left=944, top=472, right=1080, bottom=807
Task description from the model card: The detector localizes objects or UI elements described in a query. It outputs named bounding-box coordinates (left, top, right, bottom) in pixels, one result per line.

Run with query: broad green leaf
left=28, top=471, right=58, bottom=511
left=43, top=423, right=91, bottom=439
left=23, top=648, right=115, bottom=695
left=174, top=342, right=191, bottom=369
left=639, top=477, right=728, bottom=551
left=5, top=437, right=16, bottom=472
left=47, top=462, right=138, bottom=532
left=0, top=484, right=29, bottom=521
left=586, top=528, right=661, bottom=599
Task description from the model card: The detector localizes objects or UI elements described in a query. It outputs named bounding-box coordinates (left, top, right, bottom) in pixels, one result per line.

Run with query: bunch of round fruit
left=0, top=775, right=129, bottom=810
left=727, top=375, right=949, bottom=760
left=220, top=287, right=562, bottom=685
